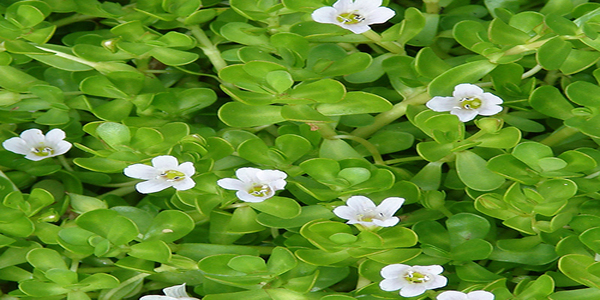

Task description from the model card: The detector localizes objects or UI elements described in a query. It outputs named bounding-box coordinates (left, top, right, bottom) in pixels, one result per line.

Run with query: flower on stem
left=140, top=283, right=199, bottom=300
left=426, top=83, right=503, bottom=122
left=216, top=167, right=287, bottom=203
left=437, top=290, right=495, bottom=300
left=311, top=0, right=395, bottom=34
left=333, top=196, right=404, bottom=228
left=380, top=264, right=447, bottom=297
left=124, top=155, right=195, bottom=194
left=2, top=128, right=72, bottom=161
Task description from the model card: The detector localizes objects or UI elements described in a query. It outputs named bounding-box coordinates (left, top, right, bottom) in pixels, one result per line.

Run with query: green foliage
left=1, top=0, right=600, bottom=299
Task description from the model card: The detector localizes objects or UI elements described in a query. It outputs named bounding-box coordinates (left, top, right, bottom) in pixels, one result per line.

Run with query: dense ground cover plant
left=1, top=0, right=600, bottom=299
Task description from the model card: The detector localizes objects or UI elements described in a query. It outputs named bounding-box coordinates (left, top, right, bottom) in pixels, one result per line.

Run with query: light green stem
left=100, top=185, right=137, bottom=197
left=188, top=25, right=228, bottom=71
left=314, top=123, right=338, bottom=139
left=423, top=0, right=440, bottom=14
left=539, top=126, right=580, bottom=147
left=333, top=135, right=385, bottom=165
left=57, top=155, right=74, bottom=172
left=384, top=156, right=425, bottom=165
left=351, top=91, right=430, bottom=139
left=361, top=30, right=405, bottom=55
left=100, top=273, right=150, bottom=300
left=52, top=14, right=98, bottom=27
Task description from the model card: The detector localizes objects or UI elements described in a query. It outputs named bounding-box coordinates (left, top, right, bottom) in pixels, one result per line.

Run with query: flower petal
left=124, top=164, right=159, bottom=180
left=152, top=155, right=179, bottom=170
left=135, top=179, right=172, bottom=194
left=376, top=197, right=404, bottom=216
left=414, top=265, right=444, bottom=275
left=477, top=104, right=503, bottom=116
left=236, top=190, right=267, bottom=203
left=178, top=162, right=196, bottom=177
left=45, top=128, right=66, bottom=143
left=256, top=169, right=287, bottom=182
left=20, top=129, right=45, bottom=145
left=364, top=7, right=395, bottom=24
left=216, top=178, right=246, bottom=191
left=428, top=274, right=448, bottom=289
left=24, top=153, right=49, bottom=161
left=481, top=92, right=503, bottom=105
left=426, top=96, right=458, bottom=112
left=53, top=140, right=72, bottom=156
left=332, top=0, right=352, bottom=11
left=139, top=296, right=173, bottom=300
left=436, top=291, right=468, bottom=300
left=270, top=179, right=287, bottom=191
left=381, top=264, right=410, bottom=279
left=379, top=278, right=404, bottom=291
left=164, top=284, right=189, bottom=298
left=172, top=177, right=196, bottom=191
left=235, top=167, right=260, bottom=184
left=354, top=0, right=383, bottom=12
left=451, top=109, right=479, bottom=122
left=333, top=206, right=357, bottom=221
left=372, top=216, right=399, bottom=227
left=341, top=23, right=371, bottom=34
left=453, top=83, right=483, bottom=98
left=346, top=195, right=377, bottom=211
left=400, top=284, right=427, bottom=297
left=467, top=291, right=494, bottom=300
left=311, top=7, right=338, bottom=24
left=2, top=137, right=31, bottom=155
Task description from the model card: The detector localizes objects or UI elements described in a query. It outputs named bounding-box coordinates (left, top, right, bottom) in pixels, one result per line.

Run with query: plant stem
left=100, top=273, right=150, bottom=300
left=351, top=90, right=430, bottom=139
left=57, top=156, right=74, bottom=172
left=100, top=186, right=137, bottom=197
left=52, top=14, right=98, bottom=27
left=333, top=135, right=385, bottom=165
left=314, top=123, right=338, bottom=139
left=384, top=156, right=425, bottom=165
left=361, top=30, right=405, bottom=55
left=188, top=25, right=228, bottom=72
left=539, top=126, right=580, bottom=147
left=423, top=0, right=440, bottom=14
left=522, top=64, right=542, bottom=79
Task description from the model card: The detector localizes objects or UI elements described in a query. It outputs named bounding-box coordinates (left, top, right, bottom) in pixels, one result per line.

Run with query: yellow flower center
left=336, top=12, right=365, bottom=24
left=32, top=146, right=54, bottom=157
left=160, top=170, right=186, bottom=182
left=459, top=97, right=482, bottom=110
left=404, top=271, right=430, bottom=284
left=248, top=184, right=272, bottom=197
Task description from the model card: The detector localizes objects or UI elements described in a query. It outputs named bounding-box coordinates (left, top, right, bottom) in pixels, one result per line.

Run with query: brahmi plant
left=3, top=0, right=600, bottom=299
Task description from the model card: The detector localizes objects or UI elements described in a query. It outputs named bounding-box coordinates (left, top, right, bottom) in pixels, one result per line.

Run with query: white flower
left=380, top=264, right=448, bottom=297
left=2, top=128, right=72, bottom=161
left=216, top=167, right=287, bottom=203
left=311, top=0, right=395, bottom=34
left=124, top=155, right=195, bottom=194
left=140, top=283, right=198, bottom=300
left=333, top=196, right=404, bottom=228
left=437, top=290, right=495, bottom=300
left=426, top=83, right=503, bottom=122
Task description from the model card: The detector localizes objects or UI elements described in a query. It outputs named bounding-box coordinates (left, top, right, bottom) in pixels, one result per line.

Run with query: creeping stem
left=188, top=25, right=228, bottom=72
left=362, top=30, right=405, bottom=55
left=351, top=90, right=431, bottom=139
left=539, top=126, right=580, bottom=147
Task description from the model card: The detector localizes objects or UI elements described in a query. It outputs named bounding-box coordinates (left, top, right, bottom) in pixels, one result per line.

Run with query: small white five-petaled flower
left=124, top=155, right=195, bottom=194
left=2, top=128, right=72, bottom=161
left=333, top=196, right=404, bottom=228
left=426, top=83, right=503, bottom=122
left=216, top=167, right=287, bottom=203
left=437, top=290, right=495, bottom=300
left=140, top=283, right=199, bottom=300
left=311, top=0, right=395, bottom=34
left=380, top=264, right=448, bottom=297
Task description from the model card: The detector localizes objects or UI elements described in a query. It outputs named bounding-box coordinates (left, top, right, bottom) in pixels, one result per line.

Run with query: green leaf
left=316, top=92, right=392, bottom=116
left=143, top=210, right=194, bottom=243
left=429, top=60, right=497, bottom=96
left=456, top=150, right=505, bottom=191
left=218, top=102, right=284, bottom=127
left=249, top=196, right=301, bottom=219
left=129, top=240, right=171, bottom=263
left=529, top=86, right=574, bottom=120
left=537, top=37, right=571, bottom=70
left=558, top=254, right=600, bottom=289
